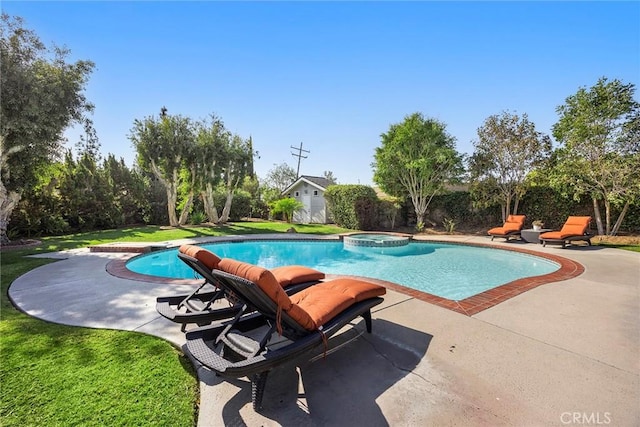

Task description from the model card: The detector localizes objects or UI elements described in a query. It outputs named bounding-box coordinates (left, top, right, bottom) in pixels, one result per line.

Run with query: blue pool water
left=126, top=240, right=559, bottom=301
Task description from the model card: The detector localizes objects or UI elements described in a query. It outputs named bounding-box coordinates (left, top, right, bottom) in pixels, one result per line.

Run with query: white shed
left=282, top=175, right=333, bottom=224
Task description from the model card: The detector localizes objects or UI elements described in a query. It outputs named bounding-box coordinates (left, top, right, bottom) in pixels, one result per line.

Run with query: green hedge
left=518, top=187, right=591, bottom=230
left=428, top=192, right=500, bottom=229
left=324, top=185, right=378, bottom=230
left=424, top=187, right=639, bottom=234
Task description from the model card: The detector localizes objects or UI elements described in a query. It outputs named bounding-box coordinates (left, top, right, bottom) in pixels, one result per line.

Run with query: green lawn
left=595, top=242, right=640, bottom=252
left=0, top=222, right=351, bottom=426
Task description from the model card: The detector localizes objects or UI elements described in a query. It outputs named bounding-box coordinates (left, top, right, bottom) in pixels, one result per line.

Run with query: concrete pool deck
left=8, top=234, right=640, bottom=426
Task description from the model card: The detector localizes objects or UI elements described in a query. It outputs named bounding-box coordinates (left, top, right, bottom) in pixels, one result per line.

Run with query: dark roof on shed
left=300, top=175, right=333, bottom=189
left=282, top=175, right=334, bottom=195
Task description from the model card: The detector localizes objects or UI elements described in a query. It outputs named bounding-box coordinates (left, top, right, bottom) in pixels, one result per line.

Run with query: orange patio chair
left=487, top=214, right=526, bottom=241
left=539, top=216, right=593, bottom=248
left=184, top=252, right=386, bottom=411
left=156, top=245, right=325, bottom=329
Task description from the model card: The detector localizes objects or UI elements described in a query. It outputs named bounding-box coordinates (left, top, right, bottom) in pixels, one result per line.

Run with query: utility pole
left=290, top=142, right=310, bottom=179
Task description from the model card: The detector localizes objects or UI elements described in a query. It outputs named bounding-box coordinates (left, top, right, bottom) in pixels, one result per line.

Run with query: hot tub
left=343, top=233, right=410, bottom=248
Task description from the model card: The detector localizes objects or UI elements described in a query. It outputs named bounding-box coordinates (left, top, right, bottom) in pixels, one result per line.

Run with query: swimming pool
left=126, top=240, right=559, bottom=301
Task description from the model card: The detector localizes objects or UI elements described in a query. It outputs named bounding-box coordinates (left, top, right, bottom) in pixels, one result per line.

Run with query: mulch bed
left=0, top=239, right=42, bottom=252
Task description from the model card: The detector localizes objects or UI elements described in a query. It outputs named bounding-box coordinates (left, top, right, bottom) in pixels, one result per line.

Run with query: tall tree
left=218, top=134, right=252, bottom=223
left=56, top=149, right=118, bottom=230
left=194, top=115, right=228, bottom=224
left=265, top=163, right=297, bottom=193
left=192, top=116, right=252, bottom=224
left=103, top=154, right=150, bottom=226
left=130, top=112, right=196, bottom=226
left=469, top=111, right=551, bottom=221
left=246, top=135, right=256, bottom=179
left=322, top=170, right=338, bottom=185
left=373, top=112, right=463, bottom=230
left=0, top=13, right=95, bottom=243
left=551, top=77, right=640, bottom=235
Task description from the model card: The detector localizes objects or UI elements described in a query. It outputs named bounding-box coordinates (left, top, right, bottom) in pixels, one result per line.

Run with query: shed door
left=302, top=194, right=312, bottom=223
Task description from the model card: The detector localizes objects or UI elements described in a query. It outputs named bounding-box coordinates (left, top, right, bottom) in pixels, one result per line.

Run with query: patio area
left=8, top=234, right=639, bottom=426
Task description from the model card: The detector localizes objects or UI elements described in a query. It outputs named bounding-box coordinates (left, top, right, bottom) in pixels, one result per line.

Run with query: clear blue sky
left=4, top=1, right=639, bottom=185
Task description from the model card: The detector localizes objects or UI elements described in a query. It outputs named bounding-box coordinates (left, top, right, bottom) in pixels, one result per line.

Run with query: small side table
left=521, top=228, right=552, bottom=244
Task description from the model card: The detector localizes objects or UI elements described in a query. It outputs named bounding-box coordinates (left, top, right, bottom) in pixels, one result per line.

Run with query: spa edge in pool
left=343, top=233, right=411, bottom=248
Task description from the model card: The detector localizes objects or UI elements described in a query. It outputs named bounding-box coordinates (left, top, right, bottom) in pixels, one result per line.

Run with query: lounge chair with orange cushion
left=539, top=216, right=593, bottom=248
left=487, top=214, right=527, bottom=241
left=184, top=255, right=386, bottom=411
left=155, top=245, right=325, bottom=328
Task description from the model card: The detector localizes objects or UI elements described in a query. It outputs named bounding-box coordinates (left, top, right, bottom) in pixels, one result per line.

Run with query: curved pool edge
left=106, top=234, right=343, bottom=285
left=105, top=236, right=584, bottom=316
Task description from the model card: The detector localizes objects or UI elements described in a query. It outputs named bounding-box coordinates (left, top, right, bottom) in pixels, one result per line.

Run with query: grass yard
left=1, top=221, right=637, bottom=426
left=0, top=222, right=351, bottom=426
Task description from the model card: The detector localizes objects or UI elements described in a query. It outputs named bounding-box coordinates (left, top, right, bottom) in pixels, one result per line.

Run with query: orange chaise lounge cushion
left=539, top=216, right=591, bottom=240
left=179, top=244, right=222, bottom=270
left=290, top=278, right=386, bottom=329
left=488, top=214, right=526, bottom=235
left=179, top=244, right=324, bottom=286
left=217, top=258, right=385, bottom=331
left=217, top=257, right=295, bottom=310
left=270, top=265, right=325, bottom=287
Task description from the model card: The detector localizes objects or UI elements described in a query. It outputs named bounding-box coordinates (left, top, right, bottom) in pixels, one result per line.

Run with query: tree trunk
left=390, top=209, right=397, bottom=230
left=603, top=198, right=611, bottom=236
left=150, top=160, right=179, bottom=226
left=166, top=188, right=179, bottom=226
left=201, top=183, right=219, bottom=224
left=512, top=193, right=520, bottom=215
left=592, top=198, right=604, bottom=235
left=410, top=193, right=427, bottom=229
left=218, top=168, right=243, bottom=224
left=178, top=191, right=194, bottom=226
left=414, top=207, right=425, bottom=228
left=0, top=181, right=22, bottom=245
left=0, top=140, right=23, bottom=245
left=178, top=166, right=197, bottom=226
left=611, top=202, right=629, bottom=236
left=218, top=191, right=234, bottom=224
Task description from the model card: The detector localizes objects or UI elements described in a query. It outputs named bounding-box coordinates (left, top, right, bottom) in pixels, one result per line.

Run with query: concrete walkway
left=8, top=235, right=640, bottom=426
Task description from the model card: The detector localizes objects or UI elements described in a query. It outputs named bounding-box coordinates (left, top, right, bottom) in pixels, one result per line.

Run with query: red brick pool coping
left=105, top=239, right=584, bottom=316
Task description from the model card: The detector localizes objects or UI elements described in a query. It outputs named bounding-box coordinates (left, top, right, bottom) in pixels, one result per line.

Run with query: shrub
left=270, top=197, right=304, bottom=223
left=324, top=185, right=379, bottom=230
left=443, top=217, right=456, bottom=234
left=189, top=211, right=207, bottom=225
left=249, top=198, right=270, bottom=220
left=378, top=198, right=402, bottom=230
